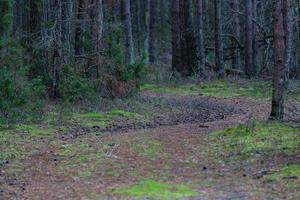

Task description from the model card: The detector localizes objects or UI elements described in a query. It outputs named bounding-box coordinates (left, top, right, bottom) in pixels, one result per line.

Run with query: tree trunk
left=195, top=0, right=205, bottom=73
left=214, top=0, right=224, bottom=77
left=123, top=0, right=134, bottom=65
left=144, top=0, right=150, bottom=63
left=232, top=0, right=241, bottom=69
left=91, top=0, right=103, bottom=77
left=252, top=0, right=257, bottom=74
left=135, top=0, right=142, bottom=55
left=61, top=0, right=74, bottom=64
left=283, top=0, right=292, bottom=79
left=171, top=0, right=181, bottom=73
left=245, top=0, right=254, bottom=77
left=270, top=0, right=287, bottom=120
left=52, top=0, right=63, bottom=98
left=172, top=0, right=197, bottom=76
left=149, top=0, right=159, bottom=63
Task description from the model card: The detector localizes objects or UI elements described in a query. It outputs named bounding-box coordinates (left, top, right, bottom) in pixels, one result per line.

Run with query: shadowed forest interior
left=0, top=0, right=300, bottom=199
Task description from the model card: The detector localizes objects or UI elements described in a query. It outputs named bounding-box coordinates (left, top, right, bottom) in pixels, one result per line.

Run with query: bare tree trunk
left=245, top=0, right=254, bottom=77
left=144, top=0, right=150, bottom=63
left=195, top=0, right=205, bottom=73
left=91, top=0, right=103, bottom=77
left=252, top=0, right=257, bottom=74
left=52, top=0, right=63, bottom=98
left=123, top=0, right=134, bottom=65
left=297, top=0, right=300, bottom=77
left=135, top=0, right=142, bottom=55
left=270, top=0, right=287, bottom=120
left=283, top=0, right=293, bottom=79
left=214, top=0, right=224, bottom=77
left=232, top=0, right=241, bottom=70
left=61, top=0, right=74, bottom=64
left=149, top=0, right=159, bottom=63
left=172, top=0, right=181, bottom=72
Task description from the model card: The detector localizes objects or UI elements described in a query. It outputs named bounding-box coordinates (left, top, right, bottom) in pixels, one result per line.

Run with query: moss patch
left=210, top=122, right=300, bottom=158
left=0, top=130, right=28, bottom=166
left=16, top=124, right=55, bottom=137
left=268, top=165, right=300, bottom=180
left=113, top=179, right=199, bottom=200
left=65, top=109, right=143, bottom=128
left=71, top=112, right=110, bottom=127
left=132, top=140, right=163, bottom=158
left=142, top=81, right=274, bottom=99
left=80, top=112, right=107, bottom=120
left=108, top=109, right=141, bottom=119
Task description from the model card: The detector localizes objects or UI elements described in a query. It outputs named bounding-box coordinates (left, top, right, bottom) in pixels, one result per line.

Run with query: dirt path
left=2, top=94, right=297, bottom=200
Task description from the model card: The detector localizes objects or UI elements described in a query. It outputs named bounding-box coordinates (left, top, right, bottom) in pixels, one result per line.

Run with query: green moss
left=68, top=110, right=143, bottom=128
left=16, top=124, right=55, bottom=137
left=113, top=179, right=199, bottom=200
left=80, top=112, right=107, bottom=119
left=267, top=165, right=300, bottom=180
left=78, top=170, right=92, bottom=178
left=56, top=140, right=104, bottom=181
left=0, top=150, right=19, bottom=166
left=59, top=143, right=91, bottom=157
left=210, top=122, right=300, bottom=158
left=109, top=109, right=140, bottom=119
left=142, top=81, right=273, bottom=99
left=70, top=112, right=110, bottom=128
left=106, top=171, right=121, bottom=177
left=0, top=130, right=24, bottom=166
left=132, top=140, right=163, bottom=158
left=276, top=165, right=300, bottom=178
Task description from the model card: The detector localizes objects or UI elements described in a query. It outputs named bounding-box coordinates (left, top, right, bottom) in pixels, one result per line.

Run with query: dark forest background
left=0, top=0, right=299, bottom=125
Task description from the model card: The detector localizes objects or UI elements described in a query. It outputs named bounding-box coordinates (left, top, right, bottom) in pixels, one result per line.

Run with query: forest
left=0, top=0, right=300, bottom=199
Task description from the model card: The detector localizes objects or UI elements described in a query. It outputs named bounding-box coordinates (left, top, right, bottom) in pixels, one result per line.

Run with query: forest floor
left=1, top=80, right=300, bottom=200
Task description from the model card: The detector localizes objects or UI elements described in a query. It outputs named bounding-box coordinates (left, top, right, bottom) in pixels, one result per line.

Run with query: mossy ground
left=267, top=165, right=300, bottom=180
left=50, top=109, right=144, bottom=128
left=142, top=80, right=300, bottom=100
left=131, top=139, right=163, bottom=158
left=113, top=179, right=199, bottom=200
left=209, top=122, right=300, bottom=158
left=0, top=125, right=55, bottom=167
left=0, top=108, right=145, bottom=169
left=56, top=138, right=103, bottom=179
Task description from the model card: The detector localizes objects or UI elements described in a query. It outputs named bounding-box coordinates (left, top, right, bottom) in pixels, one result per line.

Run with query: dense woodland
left=1, top=1, right=300, bottom=199
left=0, top=0, right=299, bottom=125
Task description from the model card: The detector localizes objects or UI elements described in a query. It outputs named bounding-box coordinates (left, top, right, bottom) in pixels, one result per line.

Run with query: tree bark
left=123, top=0, right=134, bottom=65
left=172, top=0, right=181, bottom=73
left=232, top=0, right=241, bottom=69
left=283, top=0, right=292, bottom=79
left=214, top=0, right=224, bottom=77
left=144, top=0, right=150, bottom=63
left=252, top=0, right=257, bottom=74
left=195, top=0, right=205, bottom=73
left=149, top=0, right=159, bottom=63
left=245, top=0, right=254, bottom=77
left=270, top=0, right=287, bottom=120
left=61, top=0, right=74, bottom=63
left=135, top=0, right=142, bottom=55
